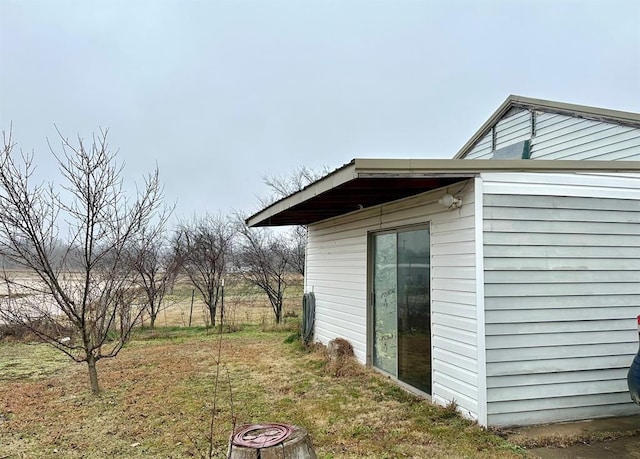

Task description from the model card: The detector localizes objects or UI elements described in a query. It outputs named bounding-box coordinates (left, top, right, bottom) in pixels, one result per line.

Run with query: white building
left=247, top=96, right=640, bottom=426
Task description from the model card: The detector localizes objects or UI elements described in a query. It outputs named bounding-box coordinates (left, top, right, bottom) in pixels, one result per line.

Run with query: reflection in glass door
left=372, top=233, right=397, bottom=375
left=372, top=227, right=431, bottom=394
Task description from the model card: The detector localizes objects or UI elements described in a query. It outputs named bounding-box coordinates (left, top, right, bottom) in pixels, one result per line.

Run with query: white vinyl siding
left=430, top=188, right=479, bottom=420
left=466, top=132, right=493, bottom=159
left=306, top=181, right=480, bottom=420
left=532, top=112, right=640, bottom=160
left=495, top=110, right=531, bottom=149
left=481, top=172, right=640, bottom=426
left=462, top=110, right=640, bottom=161
left=305, top=215, right=370, bottom=356
left=465, top=110, right=532, bottom=159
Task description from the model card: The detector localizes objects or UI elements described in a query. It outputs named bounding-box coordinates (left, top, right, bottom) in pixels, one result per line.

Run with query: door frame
left=366, top=223, right=432, bottom=397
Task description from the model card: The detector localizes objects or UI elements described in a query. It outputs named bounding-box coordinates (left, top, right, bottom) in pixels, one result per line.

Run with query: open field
left=0, top=325, right=527, bottom=458
left=155, top=275, right=305, bottom=328
left=0, top=270, right=304, bottom=328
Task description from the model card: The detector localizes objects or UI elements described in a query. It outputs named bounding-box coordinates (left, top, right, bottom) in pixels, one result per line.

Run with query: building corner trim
left=474, top=176, right=489, bottom=427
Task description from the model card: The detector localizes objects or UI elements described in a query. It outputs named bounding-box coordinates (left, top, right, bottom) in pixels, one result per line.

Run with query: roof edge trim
left=246, top=160, right=357, bottom=227
left=247, top=158, right=640, bottom=227
left=453, top=95, right=640, bottom=160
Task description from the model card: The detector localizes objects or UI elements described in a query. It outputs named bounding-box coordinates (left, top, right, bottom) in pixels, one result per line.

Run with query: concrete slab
left=507, top=414, right=640, bottom=459
left=530, top=436, right=640, bottom=459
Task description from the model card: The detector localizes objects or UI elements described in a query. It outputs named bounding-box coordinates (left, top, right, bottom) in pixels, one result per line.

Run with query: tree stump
left=228, top=423, right=317, bottom=459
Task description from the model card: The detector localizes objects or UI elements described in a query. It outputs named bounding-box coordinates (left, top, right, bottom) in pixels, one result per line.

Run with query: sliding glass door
left=372, top=233, right=398, bottom=375
left=372, top=226, right=431, bottom=394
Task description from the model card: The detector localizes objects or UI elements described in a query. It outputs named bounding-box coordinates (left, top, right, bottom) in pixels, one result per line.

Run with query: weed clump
left=438, top=399, right=460, bottom=420
left=323, top=338, right=365, bottom=377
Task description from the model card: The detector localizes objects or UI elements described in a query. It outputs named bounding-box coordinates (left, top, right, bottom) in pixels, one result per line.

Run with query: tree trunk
left=87, top=355, right=100, bottom=395
left=208, top=305, right=216, bottom=327
left=228, top=424, right=316, bottom=459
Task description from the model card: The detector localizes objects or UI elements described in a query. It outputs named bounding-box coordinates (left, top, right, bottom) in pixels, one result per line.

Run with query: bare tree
left=257, top=165, right=329, bottom=207
left=0, top=128, right=164, bottom=394
left=286, top=225, right=307, bottom=276
left=235, top=217, right=290, bottom=324
left=129, top=224, right=178, bottom=329
left=175, top=215, right=233, bottom=327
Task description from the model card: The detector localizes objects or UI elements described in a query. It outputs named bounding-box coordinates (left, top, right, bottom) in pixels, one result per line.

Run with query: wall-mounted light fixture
left=438, top=193, right=462, bottom=210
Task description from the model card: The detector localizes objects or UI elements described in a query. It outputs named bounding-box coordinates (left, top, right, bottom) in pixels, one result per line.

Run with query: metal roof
left=246, top=159, right=640, bottom=227
left=453, top=95, right=640, bottom=160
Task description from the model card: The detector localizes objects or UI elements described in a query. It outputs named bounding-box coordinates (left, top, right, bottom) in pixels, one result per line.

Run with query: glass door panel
left=371, top=227, right=431, bottom=394
left=372, top=233, right=397, bottom=375
left=397, top=229, right=431, bottom=393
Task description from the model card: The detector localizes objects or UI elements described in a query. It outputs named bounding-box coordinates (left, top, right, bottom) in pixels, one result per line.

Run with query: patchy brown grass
left=0, top=327, right=526, bottom=459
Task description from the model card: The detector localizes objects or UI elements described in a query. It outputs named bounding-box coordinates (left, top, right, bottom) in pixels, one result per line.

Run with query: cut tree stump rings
left=228, top=423, right=317, bottom=459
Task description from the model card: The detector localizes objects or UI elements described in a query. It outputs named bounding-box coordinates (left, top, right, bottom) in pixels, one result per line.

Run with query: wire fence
left=143, top=275, right=305, bottom=328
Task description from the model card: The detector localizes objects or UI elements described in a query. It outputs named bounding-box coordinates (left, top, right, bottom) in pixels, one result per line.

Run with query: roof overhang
left=247, top=158, right=640, bottom=227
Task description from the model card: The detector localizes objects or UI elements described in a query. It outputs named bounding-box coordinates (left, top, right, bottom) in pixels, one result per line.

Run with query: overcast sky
left=1, top=0, right=639, bottom=222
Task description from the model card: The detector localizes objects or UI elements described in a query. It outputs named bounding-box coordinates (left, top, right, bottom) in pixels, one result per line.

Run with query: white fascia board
left=508, top=95, right=640, bottom=125
left=247, top=158, right=640, bottom=227
left=354, top=158, right=640, bottom=174
left=245, top=161, right=358, bottom=227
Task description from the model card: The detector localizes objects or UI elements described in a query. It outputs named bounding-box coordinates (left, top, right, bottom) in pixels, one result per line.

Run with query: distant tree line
left=0, top=127, right=322, bottom=395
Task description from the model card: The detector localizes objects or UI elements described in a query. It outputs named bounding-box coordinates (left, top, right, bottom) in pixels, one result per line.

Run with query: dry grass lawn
left=0, top=324, right=527, bottom=459
left=1, top=275, right=527, bottom=458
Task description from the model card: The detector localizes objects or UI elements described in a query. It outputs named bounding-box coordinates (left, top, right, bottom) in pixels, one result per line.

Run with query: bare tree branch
left=257, top=165, right=330, bottom=207
left=286, top=225, right=307, bottom=276
left=255, top=165, right=327, bottom=279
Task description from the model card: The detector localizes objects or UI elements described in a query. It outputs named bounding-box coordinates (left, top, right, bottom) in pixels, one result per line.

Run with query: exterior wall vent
left=491, top=139, right=531, bottom=159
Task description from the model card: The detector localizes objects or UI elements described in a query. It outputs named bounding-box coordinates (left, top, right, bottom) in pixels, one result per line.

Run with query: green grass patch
left=0, top=342, right=70, bottom=381
left=132, top=325, right=213, bottom=341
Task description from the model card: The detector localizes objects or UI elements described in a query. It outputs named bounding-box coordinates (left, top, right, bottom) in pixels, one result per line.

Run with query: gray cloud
left=1, top=0, right=639, bottom=221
